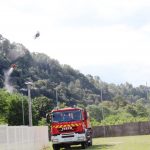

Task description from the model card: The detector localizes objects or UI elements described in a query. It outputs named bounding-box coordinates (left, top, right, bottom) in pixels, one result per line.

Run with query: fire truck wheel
left=52, top=144, right=60, bottom=150
left=81, top=141, right=88, bottom=149
left=88, top=138, right=92, bottom=146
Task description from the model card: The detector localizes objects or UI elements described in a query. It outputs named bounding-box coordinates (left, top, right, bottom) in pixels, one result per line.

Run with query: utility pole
left=22, top=96, right=25, bottom=125
left=20, top=89, right=26, bottom=125
left=56, top=88, right=59, bottom=108
left=99, top=79, right=106, bottom=137
left=146, top=82, right=148, bottom=102
left=25, top=82, right=33, bottom=126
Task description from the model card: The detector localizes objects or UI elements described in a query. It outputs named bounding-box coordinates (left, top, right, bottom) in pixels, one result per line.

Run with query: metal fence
left=0, top=125, right=49, bottom=150
left=92, top=121, right=150, bottom=138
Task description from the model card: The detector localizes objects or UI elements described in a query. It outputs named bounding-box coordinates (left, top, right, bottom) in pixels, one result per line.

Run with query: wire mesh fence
left=0, top=125, right=49, bottom=150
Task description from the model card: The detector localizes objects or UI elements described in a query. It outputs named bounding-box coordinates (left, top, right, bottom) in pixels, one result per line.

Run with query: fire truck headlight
left=78, top=136, right=85, bottom=141
left=52, top=138, right=59, bottom=143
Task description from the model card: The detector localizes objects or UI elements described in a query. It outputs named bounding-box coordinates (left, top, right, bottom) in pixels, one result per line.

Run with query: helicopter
left=11, top=64, right=17, bottom=69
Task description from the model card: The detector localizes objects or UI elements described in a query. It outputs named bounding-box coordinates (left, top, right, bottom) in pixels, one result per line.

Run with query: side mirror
left=46, top=113, right=51, bottom=124
left=84, top=111, right=87, bottom=120
left=82, top=110, right=87, bottom=121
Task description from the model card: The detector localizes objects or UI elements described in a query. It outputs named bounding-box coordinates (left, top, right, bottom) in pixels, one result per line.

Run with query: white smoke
left=4, top=67, right=14, bottom=93
left=7, top=43, right=27, bottom=61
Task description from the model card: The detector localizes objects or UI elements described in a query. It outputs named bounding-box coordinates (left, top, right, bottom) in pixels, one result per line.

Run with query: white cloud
left=28, top=24, right=150, bottom=67
left=1, top=0, right=150, bottom=85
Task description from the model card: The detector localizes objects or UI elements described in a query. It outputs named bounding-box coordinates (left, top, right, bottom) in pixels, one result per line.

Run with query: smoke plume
left=4, top=67, right=14, bottom=93
left=7, top=44, right=26, bottom=61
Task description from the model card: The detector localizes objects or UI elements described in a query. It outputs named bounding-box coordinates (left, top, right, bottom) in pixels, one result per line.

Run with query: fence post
left=6, top=125, right=9, bottom=150
left=14, top=127, right=16, bottom=150
left=21, top=126, right=24, bottom=150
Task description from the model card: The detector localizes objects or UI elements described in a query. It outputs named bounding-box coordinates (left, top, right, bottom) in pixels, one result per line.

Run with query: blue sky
left=1, top=0, right=150, bottom=86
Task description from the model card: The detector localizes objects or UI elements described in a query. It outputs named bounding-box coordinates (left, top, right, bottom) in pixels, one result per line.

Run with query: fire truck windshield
left=52, top=110, right=82, bottom=122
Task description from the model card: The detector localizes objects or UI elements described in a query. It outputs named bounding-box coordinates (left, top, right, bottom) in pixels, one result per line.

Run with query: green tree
left=7, top=94, right=29, bottom=125
left=0, top=89, right=10, bottom=124
left=113, top=95, right=127, bottom=109
left=32, top=96, right=54, bottom=123
left=135, top=100, right=148, bottom=117
left=87, top=105, right=104, bottom=122
left=125, top=104, right=137, bottom=117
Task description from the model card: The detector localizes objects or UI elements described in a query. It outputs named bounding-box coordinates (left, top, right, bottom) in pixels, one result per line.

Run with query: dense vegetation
left=0, top=35, right=150, bottom=126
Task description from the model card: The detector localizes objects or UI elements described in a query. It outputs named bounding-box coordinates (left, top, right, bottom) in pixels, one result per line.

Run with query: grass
left=91, top=135, right=150, bottom=150
left=45, top=135, right=150, bottom=150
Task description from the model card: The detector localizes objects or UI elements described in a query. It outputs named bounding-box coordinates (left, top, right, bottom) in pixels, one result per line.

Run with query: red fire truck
left=47, top=107, right=92, bottom=150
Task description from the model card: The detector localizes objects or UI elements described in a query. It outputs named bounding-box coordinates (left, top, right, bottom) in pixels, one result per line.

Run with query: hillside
left=0, top=34, right=150, bottom=107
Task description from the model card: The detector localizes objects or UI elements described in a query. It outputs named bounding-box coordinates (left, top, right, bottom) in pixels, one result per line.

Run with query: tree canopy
left=0, top=35, right=150, bottom=126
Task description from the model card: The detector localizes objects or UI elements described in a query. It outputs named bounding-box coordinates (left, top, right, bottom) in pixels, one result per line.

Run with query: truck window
left=73, top=110, right=81, bottom=121
left=52, top=110, right=82, bottom=122
left=52, top=112, right=62, bottom=122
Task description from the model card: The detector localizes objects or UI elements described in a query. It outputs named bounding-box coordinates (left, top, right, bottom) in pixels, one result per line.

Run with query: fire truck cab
left=47, top=107, right=92, bottom=150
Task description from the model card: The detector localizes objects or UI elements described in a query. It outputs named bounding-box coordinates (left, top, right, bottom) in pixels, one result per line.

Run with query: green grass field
left=46, top=135, right=150, bottom=150
left=90, top=135, right=150, bottom=150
